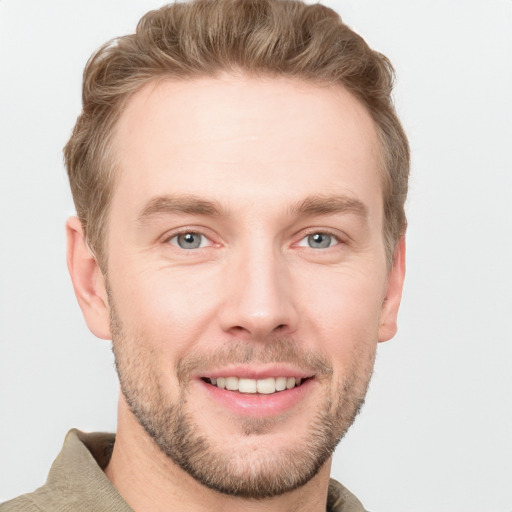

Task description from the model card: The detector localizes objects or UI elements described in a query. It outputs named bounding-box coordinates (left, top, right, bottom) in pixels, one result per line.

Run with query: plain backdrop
left=1, top=1, right=511, bottom=510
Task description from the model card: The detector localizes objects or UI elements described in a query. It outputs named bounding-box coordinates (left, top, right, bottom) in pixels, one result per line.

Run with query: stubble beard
left=109, top=302, right=376, bottom=499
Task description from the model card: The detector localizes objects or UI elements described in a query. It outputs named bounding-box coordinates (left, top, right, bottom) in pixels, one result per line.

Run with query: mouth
left=197, top=369, right=316, bottom=417
left=201, top=376, right=310, bottom=395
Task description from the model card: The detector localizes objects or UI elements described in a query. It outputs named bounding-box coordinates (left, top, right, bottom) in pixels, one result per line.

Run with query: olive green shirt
left=0, top=429, right=367, bottom=512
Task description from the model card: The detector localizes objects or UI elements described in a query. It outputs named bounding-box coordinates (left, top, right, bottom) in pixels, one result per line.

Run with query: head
left=65, top=0, right=408, bottom=502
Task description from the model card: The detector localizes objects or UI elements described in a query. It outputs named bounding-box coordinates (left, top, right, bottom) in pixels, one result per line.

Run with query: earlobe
left=378, top=235, right=406, bottom=343
left=66, top=217, right=111, bottom=340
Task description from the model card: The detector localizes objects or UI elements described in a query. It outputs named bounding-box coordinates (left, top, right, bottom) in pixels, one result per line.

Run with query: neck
left=105, top=396, right=332, bottom=512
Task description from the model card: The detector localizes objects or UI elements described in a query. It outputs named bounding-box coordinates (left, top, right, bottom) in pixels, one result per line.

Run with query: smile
left=205, top=376, right=306, bottom=394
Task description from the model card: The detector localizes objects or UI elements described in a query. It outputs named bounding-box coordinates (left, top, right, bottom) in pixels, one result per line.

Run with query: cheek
left=299, top=268, right=385, bottom=364
left=109, top=264, right=222, bottom=356
left=302, top=264, right=386, bottom=323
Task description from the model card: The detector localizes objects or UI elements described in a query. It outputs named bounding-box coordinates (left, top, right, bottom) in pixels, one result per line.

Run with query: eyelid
left=163, top=226, right=218, bottom=248
left=160, top=226, right=347, bottom=250
left=294, top=229, right=346, bottom=248
left=169, top=233, right=209, bottom=249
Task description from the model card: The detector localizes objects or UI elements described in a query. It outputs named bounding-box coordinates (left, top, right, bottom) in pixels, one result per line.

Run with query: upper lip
left=196, top=364, right=315, bottom=380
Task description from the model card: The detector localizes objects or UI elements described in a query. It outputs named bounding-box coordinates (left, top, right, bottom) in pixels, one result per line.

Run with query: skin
left=67, top=75, right=405, bottom=512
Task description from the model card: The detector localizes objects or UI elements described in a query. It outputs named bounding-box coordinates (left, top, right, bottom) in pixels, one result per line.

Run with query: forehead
left=111, top=75, right=382, bottom=217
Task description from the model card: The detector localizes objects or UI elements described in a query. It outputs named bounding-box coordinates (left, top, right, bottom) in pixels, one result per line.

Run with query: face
left=98, top=76, right=403, bottom=498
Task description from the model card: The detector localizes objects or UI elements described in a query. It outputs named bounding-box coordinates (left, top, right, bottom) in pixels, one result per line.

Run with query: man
left=1, top=0, right=408, bottom=510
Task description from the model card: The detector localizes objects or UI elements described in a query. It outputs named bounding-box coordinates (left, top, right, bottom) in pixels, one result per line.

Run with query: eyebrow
left=289, top=194, right=369, bottom=219
left=137, top=193, right=368, bottom=222
left=138, top=195, right=225, bottom=222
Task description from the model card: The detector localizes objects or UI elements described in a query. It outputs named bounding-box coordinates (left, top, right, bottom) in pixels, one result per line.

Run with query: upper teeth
left=210, top=377, right=302, bottom=394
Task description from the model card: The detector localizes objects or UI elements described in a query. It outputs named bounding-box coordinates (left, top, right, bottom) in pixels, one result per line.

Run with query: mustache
left=175, top=338, right=333, bottom=382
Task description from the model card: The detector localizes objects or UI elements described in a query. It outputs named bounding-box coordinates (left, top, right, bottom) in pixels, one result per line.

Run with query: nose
left=218, top=244, right=299, bottom=340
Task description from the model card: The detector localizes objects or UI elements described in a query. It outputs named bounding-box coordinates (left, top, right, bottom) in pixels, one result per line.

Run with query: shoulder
left=327, top=478, right=368, bottom=512
left=0, top=429, right=127, bottom=512
left=0, top=495, right=43, bottom=512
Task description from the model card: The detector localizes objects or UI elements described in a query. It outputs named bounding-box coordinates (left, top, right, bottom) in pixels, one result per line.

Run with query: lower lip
left=198, top=378, right=313, bottom=417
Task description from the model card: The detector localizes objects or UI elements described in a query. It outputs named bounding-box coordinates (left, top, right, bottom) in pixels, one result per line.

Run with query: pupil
left=178, top=232, right=201, bottom=249
left=309, top=233, right=331, bottom=248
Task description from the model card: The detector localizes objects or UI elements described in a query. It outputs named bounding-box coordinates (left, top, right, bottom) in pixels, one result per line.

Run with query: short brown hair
left=64, top=0, right=409, bottom=269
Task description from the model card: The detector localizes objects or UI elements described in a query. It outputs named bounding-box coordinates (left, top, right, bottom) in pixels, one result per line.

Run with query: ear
left=378, top=235, right=406, bottom=343
left=66, top=217, right=111, bottom=340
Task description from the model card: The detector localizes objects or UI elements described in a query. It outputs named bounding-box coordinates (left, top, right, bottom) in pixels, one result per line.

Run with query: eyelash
left=164, top=228, right=344, bottom=251
left=166, top=229, right=215, bottom=250
left=295, top=230, right=344, bottom=250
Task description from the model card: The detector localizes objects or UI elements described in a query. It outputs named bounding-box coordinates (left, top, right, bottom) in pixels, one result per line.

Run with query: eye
left=169, top=232, right=210, bottom=250
left=297, top=232, right=338, bottom=249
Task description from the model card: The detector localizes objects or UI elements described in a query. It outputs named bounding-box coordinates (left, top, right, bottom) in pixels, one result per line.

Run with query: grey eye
left=307, top=233, right=333, bottom=249
left=172, top=232, right=205, bottom=249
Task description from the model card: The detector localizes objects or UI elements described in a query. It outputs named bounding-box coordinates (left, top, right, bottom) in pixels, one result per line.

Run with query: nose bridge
left=219, top=236, right=297, bottom=338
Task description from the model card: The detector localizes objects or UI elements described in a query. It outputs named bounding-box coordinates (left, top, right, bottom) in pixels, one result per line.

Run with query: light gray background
left=1, top=1, right=511, bottom=510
